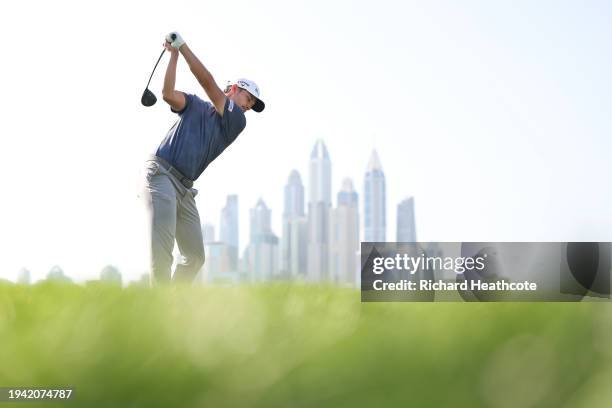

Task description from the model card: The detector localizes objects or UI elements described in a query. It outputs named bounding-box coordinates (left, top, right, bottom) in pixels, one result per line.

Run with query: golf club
left=141, top=34, right=176, bottom=107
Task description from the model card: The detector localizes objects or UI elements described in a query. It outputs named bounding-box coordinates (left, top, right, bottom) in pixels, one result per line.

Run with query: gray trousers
left=142, top=157, right=205, bottom=285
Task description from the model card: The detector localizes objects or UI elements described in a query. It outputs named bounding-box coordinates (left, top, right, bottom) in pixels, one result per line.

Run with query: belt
left=154, top=156, right=194, bottom=189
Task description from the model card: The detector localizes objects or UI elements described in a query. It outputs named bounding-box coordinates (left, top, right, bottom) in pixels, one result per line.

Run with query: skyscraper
left=202, top=223, right=215, bottom=244
left=397, top=197, right=417, bottom=242
left=289, top=217, right=308, bottom=280
left=308, top=139, right=332, bottom=282
left=282, top=170, right=307, bottom=278
left=284, top=170, right=305, bottom=218
left=364, top=150, right=386, bottom=242
left=246, top=199, right=279, bottom=281
left=329, top=178, right=360, bottom=286
left=250, top=199, right=272, bottom=243
left=220, top=195, right=239, bottom=270
left=202, top=242, right=235, bottom=283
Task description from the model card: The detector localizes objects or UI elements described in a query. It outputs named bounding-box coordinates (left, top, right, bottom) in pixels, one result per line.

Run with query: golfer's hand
left=165, top=32, right=186, bottom=49
left=164, top=41, right=178, bottom=55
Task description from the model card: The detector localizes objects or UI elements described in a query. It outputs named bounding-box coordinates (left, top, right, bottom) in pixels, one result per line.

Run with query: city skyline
left=183, top=140, right=414, bottom=286
left=202, top=142, right=416, bottom=255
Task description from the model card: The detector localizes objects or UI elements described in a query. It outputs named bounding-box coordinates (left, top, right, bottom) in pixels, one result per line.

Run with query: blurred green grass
left=1, top=282, right=612, bottom=408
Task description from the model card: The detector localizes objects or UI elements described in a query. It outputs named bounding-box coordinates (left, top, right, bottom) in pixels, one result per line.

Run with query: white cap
left=235, top=78, right=265, bottom=112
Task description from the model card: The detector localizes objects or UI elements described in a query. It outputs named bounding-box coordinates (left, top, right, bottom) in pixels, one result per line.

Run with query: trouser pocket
left=145, top=160, right=161, bottom=182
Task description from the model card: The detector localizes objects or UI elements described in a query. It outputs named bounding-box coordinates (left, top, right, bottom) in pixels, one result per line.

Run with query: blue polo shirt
left=155, top=93, right=246, bottom=181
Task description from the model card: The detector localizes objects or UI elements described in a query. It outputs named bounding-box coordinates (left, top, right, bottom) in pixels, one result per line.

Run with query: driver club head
left=142, top=47, right=167, bottom=107
left=141, top=88, right=157, bottom=107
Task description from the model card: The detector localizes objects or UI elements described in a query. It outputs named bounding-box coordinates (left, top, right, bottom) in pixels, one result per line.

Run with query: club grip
left=171, top=33, right=176, bottom=41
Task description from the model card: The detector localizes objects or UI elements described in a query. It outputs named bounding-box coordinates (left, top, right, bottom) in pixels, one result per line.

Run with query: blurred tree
left=47, top=265, right=72, bottom=283
left=100, top=265, right=122, bottom=286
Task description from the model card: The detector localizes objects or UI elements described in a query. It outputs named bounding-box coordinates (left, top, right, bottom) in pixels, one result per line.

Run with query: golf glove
left=165, top=32, right=185, bottom=49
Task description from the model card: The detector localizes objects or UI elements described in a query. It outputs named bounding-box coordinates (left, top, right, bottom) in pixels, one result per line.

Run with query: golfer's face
left=237, top=89, right=256, bottom=112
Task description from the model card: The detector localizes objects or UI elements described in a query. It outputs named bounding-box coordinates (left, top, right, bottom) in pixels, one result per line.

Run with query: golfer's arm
left=179, top=44, right=225, bottom=115
left=162, top=52, right=186, bottom=111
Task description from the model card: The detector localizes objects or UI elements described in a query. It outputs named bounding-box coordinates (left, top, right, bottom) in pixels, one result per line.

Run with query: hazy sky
left=2, top=0, right=611, bottom=283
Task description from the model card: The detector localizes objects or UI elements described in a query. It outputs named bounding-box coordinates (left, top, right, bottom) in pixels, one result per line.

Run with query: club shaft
left=145, top=49, right=166, bottom=90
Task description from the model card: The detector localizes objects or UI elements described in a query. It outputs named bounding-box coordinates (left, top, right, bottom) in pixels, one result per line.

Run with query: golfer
left=143, top=31, right=265, bottom=285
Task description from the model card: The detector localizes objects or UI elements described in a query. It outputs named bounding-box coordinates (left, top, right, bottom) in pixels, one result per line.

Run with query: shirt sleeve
left=221, top=97, right=247, bottom=145
left=170, top=92, right=195, bottom=117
